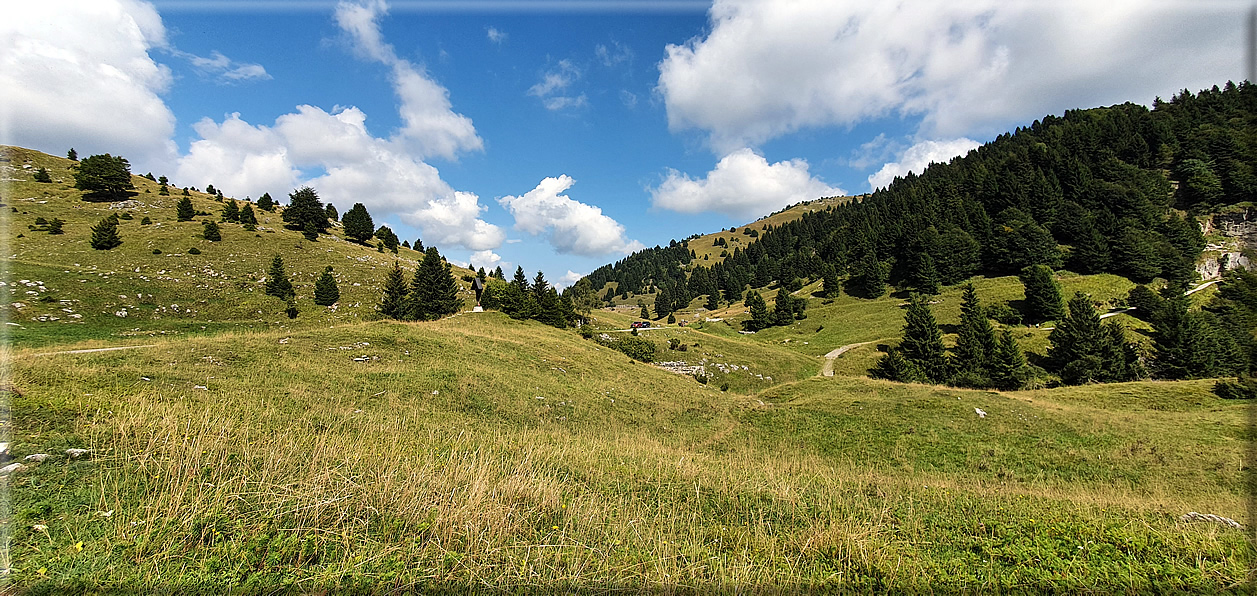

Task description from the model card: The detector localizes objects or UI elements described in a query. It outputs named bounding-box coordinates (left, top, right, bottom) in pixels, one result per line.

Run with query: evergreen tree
left=532, top=270, right=550, bottom=304
left=313, top=266, right=340, bottom=306
left=953, top=283, right=997, bottom=378
left=325, top=203, right=338, bottom=221
left=240, top=204, right=258, bottom=231
left=375, top=225, right=400, bottom=253
left=176, top=196, right=195, bottom=221
left=1071, top=225, right=1111, bottom=274
left=32, top=167, right=52, bottom=183
left=1019, top=265, right=1065, bottom=323
left=74, top=154, right=134, bottom=201
left=67, top=148, right=77, bottom=161
left=407, top=247, right=462, bottom=320
left=493, top=266, right=505, bottom=280
left=990, top=329, right=1028, bottom=390
left=819, top=265, right=840, bottom=298
left=377, top=261, right=409, bottom=319
left=1126, top=284, right=1163, bottom=322
left=743, top=291, right=771, bottom=331
left=303, top=221, right=319, bottom=241
left=221, top=199, right=240, bottom=222
left=654, top=285, right=673, bottom=319
left=537, top=287, right=567, bottom=328
left=157, top=175, right=169, bottom=196
left=413, top=238, right=424, bottom=253
left=265, top=255, right=295, bottom=300
left=704, top=291, right=720, bottom=311
left=1048, top=292, right=1105, bottom=384
left=341, top=203, right=375, bottom=243
left=899, top=293, right=950, bottom=383
left=47, top=218, right=64, bottom=235
left=205, top=184, right=216, bottom=196
left=257, top=193, right=274, bottom=211
left=89, top=216, right=122, bottom=250
left=202, top=220, right=222, bottom=241
left=871, top=347, right=926, bottom=384
left=512, top=266, right=530, bottom=294
left=1153, top=296, right=1223, bottom=379
left=566, top=278, right=601, bottom=317
left=282, top=186, right=329, bottom=233
left=285, top=297, right=299, bottom=319
left=477, top=267, right=487, bottom=280
left=908, top=250, right=941, bottom=295
left=848, top=252, right=888, bottom=298
left=639, top=301, right=649, bottom=319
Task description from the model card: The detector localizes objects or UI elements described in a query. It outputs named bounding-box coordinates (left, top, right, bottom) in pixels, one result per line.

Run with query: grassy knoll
left=1, top=146, right=475, bottom=349
left=5, top=313, right=1253, bottom=592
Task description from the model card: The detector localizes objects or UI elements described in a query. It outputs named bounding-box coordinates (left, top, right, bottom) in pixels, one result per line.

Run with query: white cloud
left=657, top=1, right=1244, bottom=152
left=334, top=0, right=481, bottom=159
left=595, top=40, right=633, bottom=67
left=650, top=148, right=842, bottom=220
left=529, top=60, right=586, bottom=111
left=619, top=90, right=638, bottom=109
left=498, top=175, right=644, bottom=257
left=0, top=0, right=177, bottom=171
left=469, top=250, right=503, bottom=272
left=174, top=49, right=270, bottom=83
left=486, top=27, right=507, bottom=44
left=867, top=138, right=980, bottom=191
left=556, top=270, right=585, bottom=290
left=177, top=105, right=504, bottom=251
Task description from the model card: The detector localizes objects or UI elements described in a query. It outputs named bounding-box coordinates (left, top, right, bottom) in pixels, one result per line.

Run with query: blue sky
left=3, top=0, right=1249, bottom=286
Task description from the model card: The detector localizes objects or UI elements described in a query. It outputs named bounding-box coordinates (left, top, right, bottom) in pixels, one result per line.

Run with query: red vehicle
left=631, top=321, right=651, bottom=328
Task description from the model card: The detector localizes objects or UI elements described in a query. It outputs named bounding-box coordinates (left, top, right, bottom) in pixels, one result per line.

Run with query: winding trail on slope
left=821, top=342, right=871, bottom=377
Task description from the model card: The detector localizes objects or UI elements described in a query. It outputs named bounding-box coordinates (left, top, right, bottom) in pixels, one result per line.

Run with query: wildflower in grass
left=74, top=541, right=84, bottom=551
left=37, top=567, right=47, bottom=576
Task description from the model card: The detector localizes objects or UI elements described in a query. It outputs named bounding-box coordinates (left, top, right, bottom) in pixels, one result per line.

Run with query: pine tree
left=67, top=148, right=77, bottom=161
left=743, top=291, right=771, bottom=331
left=654, top=285, right=673, bottom=319
left=313, top=266, right=340, bottom=306
left=512, top=266, right=530, bottom=294
left=848, top=252, right=887, bottom=298
left=1019, top=265, right=1065, bottom=323
left=325, top=204, right=338, bottom=221
left=257, top=193, right=274, bottom=211
left=202, top=220, right=221, bottom=241
left=1153, top=295, right=1220, bottom=379
left=990, top=329, right=1028, bottom=390
left=952, top=283, right=997, bottom=376
left=493, top=266, right=505, bottom=280
left=374, top=225, right=399, bottom=253
left=638, top=300, right=649, bottom=319
left=285, top=297, right=299, bottom=319
left=532, top=270, right=550, bottom=304
left=820, top=265, right=840, bottom=298
left=407, top=247, right=461, bottom=320
left=265, top=255, right=294, bottom=300
left=871, top=347, right=926, bottom=383
left=378, top=261, right=409, bottom=319
left=157, top=175, right=169, bottom=196
left=32, top=167, right=52, bottom=183
left=341, top=203, right=375, bottom=243
left=899, top=293, right=950, bottom=383
left=704, top=291, right=720, bottom=311
left=176, top=196, right=195, bottom=221
left=1048, top=292, right=1105, bottom=384
left=89, top=216, right=122, bottom=250
left=221, top=199, right=240, bottom=223
left=908, top=250, right=941, bottom=295
left=303, top=221, right=319, bottom=241
left=240, top=204, right=258, bottom=231
left=282, top=186, right=329, bottom=234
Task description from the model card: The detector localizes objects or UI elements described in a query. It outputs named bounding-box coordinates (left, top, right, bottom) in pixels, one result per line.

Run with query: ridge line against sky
left=2, top=0, right=1249, bottom=286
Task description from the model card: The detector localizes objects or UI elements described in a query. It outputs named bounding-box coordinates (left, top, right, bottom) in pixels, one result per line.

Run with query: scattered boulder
left=24, top=454, right=51, bottom=463
left=1181, top=512, right=1243, bottom=530
left=974, top=408, right=987, bottom=419
left=0, top=463, right=24, bottom=476
left=65, top=448, right=91, bottom=459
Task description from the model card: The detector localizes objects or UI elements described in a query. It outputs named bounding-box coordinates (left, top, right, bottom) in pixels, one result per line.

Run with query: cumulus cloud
left=498, top=176, right=644, bottom=257
left=176, top=105, right=504, bottom=251
left=529, top=60, right=586, bottom=111
left=486, top=27, right=507, bottom=44
left=557, top=270, right=585, bottom=290
left=651, top=148, right=842, bottom=220
left=657, top=0, right=1243, bottom=152
left=0, top=0, right=177, bottom=171
left=173, top=49, right=270, bottom=83
left=335, top=0, right=481, bottom=159
left=867, top=138, right=980, bottom=191
left=470, top=250, right=503, bottom=272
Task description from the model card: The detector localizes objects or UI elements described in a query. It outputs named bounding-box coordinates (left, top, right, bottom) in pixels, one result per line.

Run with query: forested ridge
left=586, top=83, right=1257, bottom=311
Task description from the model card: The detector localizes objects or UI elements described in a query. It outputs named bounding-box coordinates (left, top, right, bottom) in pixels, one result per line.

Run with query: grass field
left=2, top=146, right=1255, bottom=592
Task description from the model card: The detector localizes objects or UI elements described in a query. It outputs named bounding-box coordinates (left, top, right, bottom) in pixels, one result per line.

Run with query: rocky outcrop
left=1198, top=210, right=1257, bottom=280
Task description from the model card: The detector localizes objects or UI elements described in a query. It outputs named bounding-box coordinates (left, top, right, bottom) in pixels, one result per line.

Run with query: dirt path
left=820, top=342, right=871, bottom=377
left=25, top=344, right=159, bottom=358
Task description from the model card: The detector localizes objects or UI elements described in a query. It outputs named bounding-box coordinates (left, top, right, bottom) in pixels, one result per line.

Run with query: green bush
left=188, top=247, right=202, bottom=255
left=613, top=335, right=656, bottom=362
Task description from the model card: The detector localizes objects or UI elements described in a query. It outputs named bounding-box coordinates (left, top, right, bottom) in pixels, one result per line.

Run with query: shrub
left=614, top=335, right=656, bottom=362
left=141, top=216, right=152, bottom=225
left=152, top=249, right=162, bottom=254
left=188, top=247, right=201, bottom=255
left=1213, top=377, right=1257, bottom=400
left=985, top=303, right=1022, bottom=326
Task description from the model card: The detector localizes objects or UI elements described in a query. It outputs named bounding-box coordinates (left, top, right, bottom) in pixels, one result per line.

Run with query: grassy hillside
left=6, top=313, right=1252, bottom=592
left=2, top=146, right=1253, bottom=591
left=1, top=146, right=476, bottom=348
left=687, top=195, right=855, bottom=264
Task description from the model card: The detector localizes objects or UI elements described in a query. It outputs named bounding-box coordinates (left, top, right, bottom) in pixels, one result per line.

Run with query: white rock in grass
left=65, top=448, right=91, bottom=459
left=0, top=463, right=23, bottom=476
left=974, top=408, right=987, bottom=419
left=24, top=454, right=51, bottom=462
left=1181, top=512, right=1243, bottom=529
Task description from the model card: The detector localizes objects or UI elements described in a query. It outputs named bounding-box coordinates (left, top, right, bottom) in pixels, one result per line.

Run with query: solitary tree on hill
left=89, top=215, right=122, bottom=250
left=282, top=186, right=329, bottom=234
left=314, top=266, right=340, bottom=306
left=341, top=203, right=375, bottom=244
left=176, top=196, right=195, bottom=221
left=47, top=218, right=64, bottom=235
left=202, top=220, right=222, bottom=241
left=221, top=199, right=240, bottom=223
left=265, top=255, right=294, bottom=300
left=157, top=175, right=170, bottom=196
left=32, top=167, right=52, bottom=183
left=256, top=192, right=274, bottom=211
left=240, top=204, right=258, bottom=231
left=74, top=154, right=134, bottom=201
left=67, top=148, right=78, bottom=161
left=742, top=291, right=771, bottom=331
